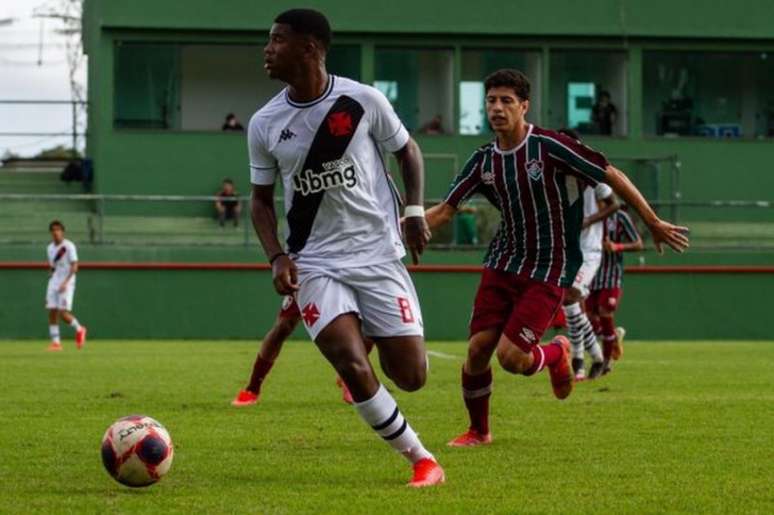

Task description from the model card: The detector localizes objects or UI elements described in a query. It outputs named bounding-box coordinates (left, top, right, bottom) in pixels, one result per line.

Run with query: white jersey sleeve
left=66, top=240, right=78, bottom=262
left=364, top=86, right=409, bottom=153
left=594, top=182, right=613, bottom=201
left=248, top=115, right=278, bottom=185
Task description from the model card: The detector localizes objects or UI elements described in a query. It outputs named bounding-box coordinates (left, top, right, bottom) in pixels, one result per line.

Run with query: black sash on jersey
left=286, top=95, right=365, bottom=254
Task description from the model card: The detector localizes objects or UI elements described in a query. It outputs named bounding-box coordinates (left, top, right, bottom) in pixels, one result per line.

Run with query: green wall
left=1, top=266, right=769, bottom=341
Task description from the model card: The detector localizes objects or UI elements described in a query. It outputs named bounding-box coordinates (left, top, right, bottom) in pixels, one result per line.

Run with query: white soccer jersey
left=580, top=183, right=614, bottom=254
left=248, top=76, right=409, bottom=269
left=47, top=238, right=78, bottom=285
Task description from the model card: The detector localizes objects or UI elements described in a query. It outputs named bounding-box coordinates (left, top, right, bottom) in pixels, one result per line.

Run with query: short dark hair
left=222, top=178, right=234, bottom=185
left=49, top=220, right=64, bottom=231
left=558, top=128, right=581, bottom=141
left=274, top=9, right=331, bottom=50
left=599, top=90, right=611, bottom=99
left=484, top=69, right=530, bottom=101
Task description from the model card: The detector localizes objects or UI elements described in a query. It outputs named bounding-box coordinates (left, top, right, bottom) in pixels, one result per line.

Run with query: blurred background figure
left=419, top=114, right=446, bottom=135
left=592, top=90, right=617, bottom=135
left=215, top=178, right=241, bottom=227
left=221, top=113, right=244, bottom=132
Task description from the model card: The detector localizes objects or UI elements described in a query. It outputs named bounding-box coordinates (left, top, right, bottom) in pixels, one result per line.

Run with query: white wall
left=180, top=45, right=282, bottom=131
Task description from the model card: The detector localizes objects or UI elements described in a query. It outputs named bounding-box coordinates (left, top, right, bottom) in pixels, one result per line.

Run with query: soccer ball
left=101, top=415, right=174, bottom=487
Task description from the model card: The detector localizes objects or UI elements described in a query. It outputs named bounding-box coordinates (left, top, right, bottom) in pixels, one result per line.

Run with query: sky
left=0, top=0, right=87, bottom=158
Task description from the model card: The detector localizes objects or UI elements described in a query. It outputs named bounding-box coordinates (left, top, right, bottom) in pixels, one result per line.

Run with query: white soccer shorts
left=295, top=260, right=424, bottom=341
left=572, top=251, right=602, bottom=298
left=45, top=279, right=75, bottom=311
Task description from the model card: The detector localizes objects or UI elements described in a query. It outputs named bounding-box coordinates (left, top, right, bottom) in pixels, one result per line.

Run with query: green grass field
left=1, top=340, right=772, bottom=514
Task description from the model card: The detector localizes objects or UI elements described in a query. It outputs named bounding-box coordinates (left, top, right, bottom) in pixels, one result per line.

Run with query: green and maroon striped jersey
left=445, top=124, right=609, bottom=287
left=590, top=210, right=640, bottom=290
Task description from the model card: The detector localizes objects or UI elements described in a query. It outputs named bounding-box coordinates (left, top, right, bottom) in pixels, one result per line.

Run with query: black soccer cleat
left=588, top=360, right=605, bottom=380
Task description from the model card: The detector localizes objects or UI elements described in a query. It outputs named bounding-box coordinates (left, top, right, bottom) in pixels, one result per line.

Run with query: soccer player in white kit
left=558, top=129, right=619, bottom=381
left=248, top=9, right=443, bottom=487
left=45, top=220, right=87, bottom=351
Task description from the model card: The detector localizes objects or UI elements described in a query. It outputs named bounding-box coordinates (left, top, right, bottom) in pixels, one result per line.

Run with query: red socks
left=523, top=341, right=564, bottom=376
left=600, top=316, right=617, bottom=360
left=462, top=367, right=492, bottom=435
left=247, top=356, right=275, bottom=394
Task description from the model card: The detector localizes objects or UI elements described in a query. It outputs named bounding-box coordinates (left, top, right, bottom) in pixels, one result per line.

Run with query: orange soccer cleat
left=548, top=335, right=574, bottom=400
left=407, top=458, right=445, bottom=488
left=336, top=376, right=354, bottom=405
left=75, top=326, right=87, bottom=350
left=447, top=429, right=492, bottom=447
left=231, top=389, right=259, bottom=407
left=47, top=341, right=63, bottom=352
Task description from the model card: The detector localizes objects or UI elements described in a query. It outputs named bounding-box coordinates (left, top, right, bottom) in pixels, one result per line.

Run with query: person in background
left=592, top=90, right=617, bottom=136
left=419, top=114, right=446, bottom=135
left=215, top=178, right=241, bottom=227
left=454, top=205, right=479, bottom=245
left=222, top=113, right=245, bottom=132
left=46, top=220, right=87, bottom=351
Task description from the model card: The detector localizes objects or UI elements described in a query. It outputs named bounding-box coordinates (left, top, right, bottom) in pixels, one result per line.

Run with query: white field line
left=427, top=350, right=461, bottom=361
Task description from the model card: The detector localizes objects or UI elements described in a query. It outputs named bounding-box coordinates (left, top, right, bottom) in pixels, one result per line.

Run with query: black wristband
left=269, top=252, right=287, bottom=264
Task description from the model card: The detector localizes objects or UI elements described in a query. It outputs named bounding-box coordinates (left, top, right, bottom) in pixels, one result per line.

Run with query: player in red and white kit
left=247, top=9, right=442, bottom=486
left=231, top=295, right=372, bottom=406
left=586, top=208, right=643, bottom=374
left=426, top=69, right=689, bottom=446
left=45, top=220, right=87, bottom=351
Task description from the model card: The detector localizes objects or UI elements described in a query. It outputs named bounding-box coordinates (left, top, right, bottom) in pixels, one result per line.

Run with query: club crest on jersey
left=292, top=157, right=358, bottom=196
left=526, top=159, right=544, bottom=181
left=481, top=170, right=495, bottom=185
left=302, top=303, right=320, bottom=326
left=327, top=111, right=353, bottom=136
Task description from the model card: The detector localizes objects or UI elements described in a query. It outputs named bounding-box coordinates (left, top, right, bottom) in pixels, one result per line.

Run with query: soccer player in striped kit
left=426, top=69, right=689, bottom=446
left=586, top=207, right=643, bottom=374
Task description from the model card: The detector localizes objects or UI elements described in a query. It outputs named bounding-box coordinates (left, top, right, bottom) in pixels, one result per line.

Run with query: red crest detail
left=302, top=303, right=320, bottom=326
left=327, top=112, right=353, bottom=136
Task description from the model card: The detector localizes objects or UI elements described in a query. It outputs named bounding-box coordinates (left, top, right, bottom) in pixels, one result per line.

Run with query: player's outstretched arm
left=394, top=137, right=431, bottom=264
left=583, top=195, right=619, bottom=229
left=604, top=165, right=689, bottom=254
left=251, top=184, right=298, bottom=294
left=425, top=202, right=457, bottom=230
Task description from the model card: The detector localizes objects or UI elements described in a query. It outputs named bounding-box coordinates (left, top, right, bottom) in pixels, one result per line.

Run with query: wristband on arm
left=404, top=205, right=425, bottom=218
left=269, top=252, right=287, bottom=264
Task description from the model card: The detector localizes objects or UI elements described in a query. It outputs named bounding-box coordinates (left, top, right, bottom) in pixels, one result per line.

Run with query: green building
left=82, top=0, right=774, bottom=208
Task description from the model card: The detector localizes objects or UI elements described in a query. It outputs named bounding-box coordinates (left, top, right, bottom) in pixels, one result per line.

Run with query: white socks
left=69, top=318, right=81, bottom=331
left=49, top=325, right=60, bottom=342
left=563, top=302, right=603, bottom=363
left=354, top=384, right=433, bottom=464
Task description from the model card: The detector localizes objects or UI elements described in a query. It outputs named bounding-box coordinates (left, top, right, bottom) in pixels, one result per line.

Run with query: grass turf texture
left=1, top=340, right=772, bottom=514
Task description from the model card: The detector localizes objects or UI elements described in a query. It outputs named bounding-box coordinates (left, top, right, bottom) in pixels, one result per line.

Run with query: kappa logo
left=481, top=170, right=495, bottom=185
left=279, top=128, right=296, bottom=143
left=292, top=157, right=358, bottom=196
left=526, top=159, right=544, bottom=181
left=519, top=327, right=537, bottom=345
left=302, top=302, right=320, bottom=326
left=327, top=111, right=353, bottom=136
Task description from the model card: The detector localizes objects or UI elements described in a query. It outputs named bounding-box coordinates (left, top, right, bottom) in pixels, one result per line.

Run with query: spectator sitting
left=222, top=113, right=244, bottom=132
left=215, top=179, right=241, bottom=227
left=591, top=90, right=617, bottom=136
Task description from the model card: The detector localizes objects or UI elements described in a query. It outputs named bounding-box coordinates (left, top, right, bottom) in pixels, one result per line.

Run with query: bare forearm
left=605, top=166, right=658, bottom=226
left=395, top=138, right=424, bottom=206
left=251, top=188, right=284, bottom=261
left=584, top=199, right=619, bottom=227
left=425, top=202, right=456, bottom=230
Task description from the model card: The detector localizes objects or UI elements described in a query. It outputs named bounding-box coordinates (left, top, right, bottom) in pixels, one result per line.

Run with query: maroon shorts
left=586, top=288, right=622, bottom=314
left=278, top=295, right=301, bottom=320
left=470, top=268, right=564, bottom=352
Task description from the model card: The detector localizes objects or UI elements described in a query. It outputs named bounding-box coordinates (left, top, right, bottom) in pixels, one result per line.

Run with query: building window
left=549, top=50, right=627, bottom=136
left=114, top=43, right=181, bottom=129
left=327, top=45, right=361, bottom=81
left=460, top=49, right=542, bottom=135
left=114, top=42, right=361, bottom=131
left=644, top=51, right=774, bottom=138
left=375, top=47, right=454, bottom=134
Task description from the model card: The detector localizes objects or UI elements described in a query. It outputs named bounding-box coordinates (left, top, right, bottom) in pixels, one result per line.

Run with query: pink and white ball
left=101, top=415, right=174, bottom=487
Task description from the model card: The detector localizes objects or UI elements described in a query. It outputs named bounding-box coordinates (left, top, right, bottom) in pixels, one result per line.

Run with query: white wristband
left=404, top=205, right=425, bottom=218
